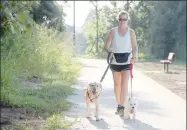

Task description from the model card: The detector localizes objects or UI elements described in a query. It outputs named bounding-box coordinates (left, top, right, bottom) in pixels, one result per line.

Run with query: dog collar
left=87, top=92, right=93, bottom=102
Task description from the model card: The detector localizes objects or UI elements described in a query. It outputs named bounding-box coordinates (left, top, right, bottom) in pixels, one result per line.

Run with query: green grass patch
left=1, top=21, right=82, bottom=116
left=43, top=114, right=71, bottom=130
left=1, top=3, right=82, bottom=129
left=1, top=78, right=73, bottom=114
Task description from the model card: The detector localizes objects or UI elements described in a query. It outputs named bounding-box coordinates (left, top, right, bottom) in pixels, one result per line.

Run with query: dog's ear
left=88, top=83, right=94, bottom=92
left=132, top=97, right=137, bottom=101
left=89, top=82, right=93, bottom=87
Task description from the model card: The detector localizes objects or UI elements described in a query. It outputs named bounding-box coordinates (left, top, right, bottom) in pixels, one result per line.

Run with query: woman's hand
left=130, top=58, right=135, bottom=64
left=109, top=52, right=114, bottom=60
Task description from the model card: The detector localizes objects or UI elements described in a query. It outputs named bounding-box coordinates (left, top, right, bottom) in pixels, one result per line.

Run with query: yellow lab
left=84, top=82, right=102, bottom=121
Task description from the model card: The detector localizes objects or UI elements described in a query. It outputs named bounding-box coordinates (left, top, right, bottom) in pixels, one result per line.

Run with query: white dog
left=84, top=82, right=102, bottom=121
left=123, top=97, right=138, bottom=120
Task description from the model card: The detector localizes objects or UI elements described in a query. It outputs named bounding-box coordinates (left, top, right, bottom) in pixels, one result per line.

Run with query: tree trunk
left=96, top=1, right=98, bottom=53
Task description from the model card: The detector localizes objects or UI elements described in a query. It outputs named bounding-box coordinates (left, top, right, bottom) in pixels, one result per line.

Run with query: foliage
left=83, top=1, right=186, bottom=61
left=83, top=6, right=121, bottom=58
left=31, top=1, right=66, bottom=32
left=148, top=1, right=186, bottom=59
left=1, top=1, right=81, bottom=116
left=43, top=114, right=71, bottom=130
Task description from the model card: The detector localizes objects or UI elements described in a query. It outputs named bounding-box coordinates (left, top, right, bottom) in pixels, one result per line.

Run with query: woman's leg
left=120, top=69, right=130, bottom=107
left=112, top=71, right=121, bottom=106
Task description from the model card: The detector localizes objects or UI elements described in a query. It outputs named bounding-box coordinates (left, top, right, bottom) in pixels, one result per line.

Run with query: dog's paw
left=95, top=116, right=102, bottom=121
left=132, top=116, right=136, bottom=121
left=123, top=115, right=130, bottom=120
left=96, top=118, right=102, bottom=121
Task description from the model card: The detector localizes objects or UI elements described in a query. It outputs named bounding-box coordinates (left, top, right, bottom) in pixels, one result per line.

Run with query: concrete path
left=64, top=58, right=186, bottom=130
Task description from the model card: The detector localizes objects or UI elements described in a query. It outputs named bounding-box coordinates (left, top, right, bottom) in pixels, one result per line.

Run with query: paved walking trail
left=64, top=58, right=186, bottom=130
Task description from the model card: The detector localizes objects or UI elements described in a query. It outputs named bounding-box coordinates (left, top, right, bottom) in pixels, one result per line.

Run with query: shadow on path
left=121, top=118, right=162, bottom=130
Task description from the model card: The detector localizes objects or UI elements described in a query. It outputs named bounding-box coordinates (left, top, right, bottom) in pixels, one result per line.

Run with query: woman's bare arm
left=104, top=29, right=114, bottom=53
left=130, top=29, right=138, bottom=59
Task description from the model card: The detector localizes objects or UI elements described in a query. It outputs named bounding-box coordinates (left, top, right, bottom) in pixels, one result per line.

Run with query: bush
left=1, top=19, right=81, bottom=114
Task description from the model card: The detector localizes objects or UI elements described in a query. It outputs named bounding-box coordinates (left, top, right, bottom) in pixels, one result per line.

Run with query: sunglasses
left=119, top=18, right=128, bottom=21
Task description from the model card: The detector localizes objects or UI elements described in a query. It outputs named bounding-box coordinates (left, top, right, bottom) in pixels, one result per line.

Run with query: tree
left=148, top=1, right=186, bottom=59
left=83, top=1, right=186, bottom=60
left=31, top=1, right=66, bottom=32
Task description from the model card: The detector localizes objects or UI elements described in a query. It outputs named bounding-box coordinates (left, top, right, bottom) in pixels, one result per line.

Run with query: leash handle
left=107, top=52, right=113, bottom=65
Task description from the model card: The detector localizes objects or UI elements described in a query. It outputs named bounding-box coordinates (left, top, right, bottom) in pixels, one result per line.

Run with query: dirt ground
left=1, top=79, right=46, bottom=130
left=135, top=60, right=186, bottom=100
left=1, top=107, right=45, bottom=130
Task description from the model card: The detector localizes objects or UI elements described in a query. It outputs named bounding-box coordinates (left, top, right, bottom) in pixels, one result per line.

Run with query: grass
left=43, top=114, right=72, bottom=130
left=1, top=80, right=73, bottom=114
left=2, top=114, right=74, bottom=130
left=1, top=17, right=82, bottom=129
left=137, top=52, right=186, bottom=65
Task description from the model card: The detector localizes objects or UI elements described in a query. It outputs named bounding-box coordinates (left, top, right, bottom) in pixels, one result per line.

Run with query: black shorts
left=110, top=64, right=130, bottom=72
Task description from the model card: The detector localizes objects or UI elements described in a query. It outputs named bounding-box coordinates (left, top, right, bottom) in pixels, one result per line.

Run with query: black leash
left=100, top=52, right=113, bottom=83
left=87, top=52, right=113, bottom=101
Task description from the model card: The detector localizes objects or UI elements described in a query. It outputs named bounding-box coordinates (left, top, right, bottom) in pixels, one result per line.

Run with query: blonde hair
left=117, top=11, right=130, bottom=21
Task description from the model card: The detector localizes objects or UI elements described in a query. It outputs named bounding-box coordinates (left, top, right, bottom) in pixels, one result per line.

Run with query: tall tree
left=148, top=1, right=186, bottom=59
left=31, top=1, right=66, bottom=32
